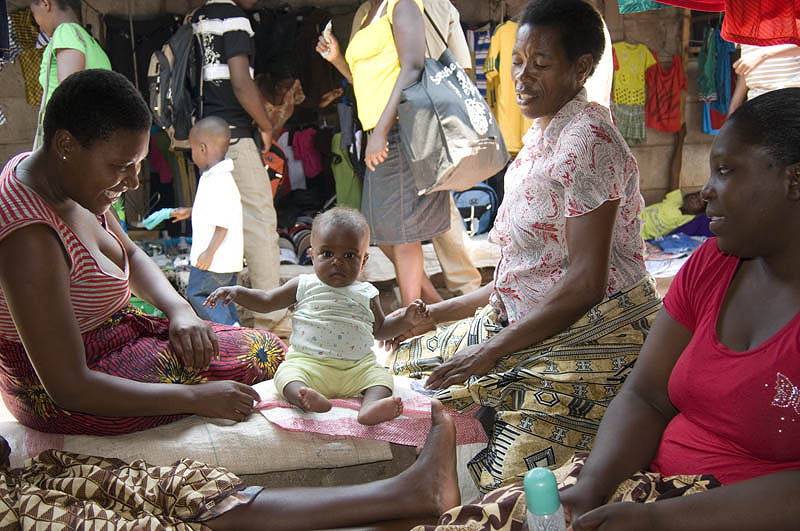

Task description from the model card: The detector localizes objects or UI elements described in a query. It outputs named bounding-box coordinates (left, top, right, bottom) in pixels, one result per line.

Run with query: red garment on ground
left=656, top=0, right=800, bottom=46
left=652, top=239, right=800, bottom=485
left=645, top=54, right=687, bottom=133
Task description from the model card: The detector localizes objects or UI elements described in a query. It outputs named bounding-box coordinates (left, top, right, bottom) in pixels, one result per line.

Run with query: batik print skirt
left=0, top=306, right=286, bottom=435
left=0, top=449, right=262, bottom=530
left=412, top=452, right=722, bottom=531
left=389, top=277, right=662, bottom=493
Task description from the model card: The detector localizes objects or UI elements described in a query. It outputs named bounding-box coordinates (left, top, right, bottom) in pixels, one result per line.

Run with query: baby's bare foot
left=297, top=386, right=332, bottom=413
left=357, top=396, right=403, bottom=425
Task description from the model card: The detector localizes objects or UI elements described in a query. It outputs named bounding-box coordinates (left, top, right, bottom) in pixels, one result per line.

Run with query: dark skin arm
left=195, top=226, right=228, bottom=271
left=205, top=276, right=299, bottom=315
left=363, top=0, right=425, bottom=171
left=109, top=213, right=218, bottom=371
left=372, top=298, right=428, bottom=340
left=564, top=310, right=800, bottom=531
left=425, top=199, right=621, bottom=389
left=228, top=53, right=274, bottom=150
left=0, top=222, right=259, bottom=421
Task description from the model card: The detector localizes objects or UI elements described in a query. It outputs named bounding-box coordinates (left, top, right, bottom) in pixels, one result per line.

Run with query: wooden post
left=672, top=8, right=692, bottom=191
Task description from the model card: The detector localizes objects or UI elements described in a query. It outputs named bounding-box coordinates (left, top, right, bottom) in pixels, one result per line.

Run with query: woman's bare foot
left=357, top=396, right=403, bottom=425
left=297, top=386, right=332, bottom=413
left=396, top=399, right=461, bottom=516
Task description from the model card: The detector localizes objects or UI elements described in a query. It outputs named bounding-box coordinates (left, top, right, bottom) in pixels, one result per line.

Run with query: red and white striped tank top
left=0, top=153, right=131, bottom=342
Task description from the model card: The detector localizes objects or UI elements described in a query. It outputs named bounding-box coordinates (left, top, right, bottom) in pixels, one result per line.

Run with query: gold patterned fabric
left=0, top=450, right=260, bottom=530
left=9, top=9, right=42, bottom=106
left=390, top=277, right=662, bottom=492
left=413, top=452, right=722, bottom=531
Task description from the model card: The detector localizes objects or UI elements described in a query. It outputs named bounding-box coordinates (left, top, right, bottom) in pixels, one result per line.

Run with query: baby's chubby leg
left=283, top=381, right=332, bottom=413
left=357, top=385, right=403, bottom=425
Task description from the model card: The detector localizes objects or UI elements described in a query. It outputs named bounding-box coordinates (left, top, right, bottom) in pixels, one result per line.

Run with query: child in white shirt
left=171, top=116, right=243, bottom=326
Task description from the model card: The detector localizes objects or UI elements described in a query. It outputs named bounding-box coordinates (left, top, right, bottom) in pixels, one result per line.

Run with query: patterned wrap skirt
left=0, top=306, right=286, bottom=435
left=413, top=452, right=722, bottom=531
left=389, top=277, right=662, bottom=493
left=0, top=449, right=262, bottom=530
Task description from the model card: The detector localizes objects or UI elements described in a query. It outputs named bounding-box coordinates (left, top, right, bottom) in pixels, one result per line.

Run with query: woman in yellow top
left=317, top=0, right=451, bottom=306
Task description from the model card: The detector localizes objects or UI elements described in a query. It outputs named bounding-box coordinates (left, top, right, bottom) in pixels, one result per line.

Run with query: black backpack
left=147, top=14, right=202, bottom=150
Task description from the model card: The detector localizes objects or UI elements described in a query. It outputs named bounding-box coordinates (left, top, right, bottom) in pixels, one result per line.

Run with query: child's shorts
left=273, top=349, right=394, bottom=398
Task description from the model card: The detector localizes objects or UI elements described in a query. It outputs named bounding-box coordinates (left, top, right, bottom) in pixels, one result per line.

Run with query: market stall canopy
left=7, top=0, right=362, bottom=18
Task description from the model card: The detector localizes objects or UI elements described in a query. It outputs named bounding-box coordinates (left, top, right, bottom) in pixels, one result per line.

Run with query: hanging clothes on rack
left=645, top=53, right=687, bottom=133
left=465, top=23, right=492, bottom=98
left=657, top=0, right=800, bottom=46
left=618, top=0, right=670, bottom=14
left=697, top=26, right=719, bottom=102
left=612, top=42, right=657, bottom=144
left=711, top=29, right=736, bottom=115
left=9, top=9, right=43, bottom=106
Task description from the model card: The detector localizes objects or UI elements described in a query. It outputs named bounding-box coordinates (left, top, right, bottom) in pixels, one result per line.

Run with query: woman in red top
left=423, top=88, right=800, bottom=531
left=563, top=87, right=800, bottom=529
left=0, top=69, right=285, bottom=435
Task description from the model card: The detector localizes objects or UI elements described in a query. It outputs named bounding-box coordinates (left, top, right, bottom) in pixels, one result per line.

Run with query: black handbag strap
left=423, top=9, right=448, bottom=50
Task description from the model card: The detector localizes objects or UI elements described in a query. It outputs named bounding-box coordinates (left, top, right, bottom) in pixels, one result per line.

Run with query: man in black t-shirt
left=193, top=0, right=287, bottom=333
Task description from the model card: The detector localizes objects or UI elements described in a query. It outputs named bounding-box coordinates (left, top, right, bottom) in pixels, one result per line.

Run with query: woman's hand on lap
left=561, top=483, right=607, bottom=528
left=168, top=310, right=219, bottom=371
left=570, top=501, right=653, bottom=531
left=192, top=381, right=261, bottom=422
left=424, top=343, right=496, bottom=389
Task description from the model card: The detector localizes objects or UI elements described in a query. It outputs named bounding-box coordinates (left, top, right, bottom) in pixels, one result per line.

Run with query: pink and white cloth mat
left=254, top=376, right=488, bottom=448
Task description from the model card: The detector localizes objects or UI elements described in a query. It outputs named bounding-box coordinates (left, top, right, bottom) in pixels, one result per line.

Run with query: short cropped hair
left=43, top=69, right=152, bottom=149
left=311, top=206, right=371, bottom=243
left=519, top=0, right=605, bottom=74
left=52, top=0, right=82, bottom=16
left=727, top=87, right=800, bottom=166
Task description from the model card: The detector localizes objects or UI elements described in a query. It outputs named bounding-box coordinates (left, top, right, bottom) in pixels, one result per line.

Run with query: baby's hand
left=405, top=299, right=429, bottom=324
left=204, top=286, right=240, bottom=308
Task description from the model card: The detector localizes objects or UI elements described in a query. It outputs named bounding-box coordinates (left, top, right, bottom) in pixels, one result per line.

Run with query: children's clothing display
left=612, top=42, right=657, bottom=144
left=645, top=54, right=687, bottom=133
left=465, top=24, right=492, bottom=98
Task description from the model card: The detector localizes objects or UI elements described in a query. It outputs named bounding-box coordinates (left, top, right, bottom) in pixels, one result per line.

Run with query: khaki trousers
left=226, top=138, right=286, bottom=331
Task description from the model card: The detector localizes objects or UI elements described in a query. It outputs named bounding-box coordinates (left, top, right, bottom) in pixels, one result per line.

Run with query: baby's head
left=310, top=207, right=371, bottom=288
left=189, top=116, right=231, bottom=172
left=256, top=72, right=297, bottom=106
left=681, top=191, right=706, bottom=215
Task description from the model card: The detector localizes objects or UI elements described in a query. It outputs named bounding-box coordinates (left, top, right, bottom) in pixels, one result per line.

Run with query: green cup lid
left=524, top=467, right=561, bottom=515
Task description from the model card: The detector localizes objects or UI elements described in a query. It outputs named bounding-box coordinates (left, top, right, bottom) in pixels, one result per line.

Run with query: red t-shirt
left=645, top=54, right=687, bottom=133
left=651, top=239, right=800, bottom=485
left=656, top=0, right=800, bottom=46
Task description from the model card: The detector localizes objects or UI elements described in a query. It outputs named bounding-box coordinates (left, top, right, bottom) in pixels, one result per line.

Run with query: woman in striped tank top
left=0, top=69, right=286, bottom=435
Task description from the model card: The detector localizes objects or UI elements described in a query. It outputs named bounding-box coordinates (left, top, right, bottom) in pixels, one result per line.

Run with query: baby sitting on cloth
left=206, top=207, right=427, bottom=425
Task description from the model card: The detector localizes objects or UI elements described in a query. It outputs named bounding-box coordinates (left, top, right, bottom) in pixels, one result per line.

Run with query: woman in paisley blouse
left=389, top=0, right=660, bottom=492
